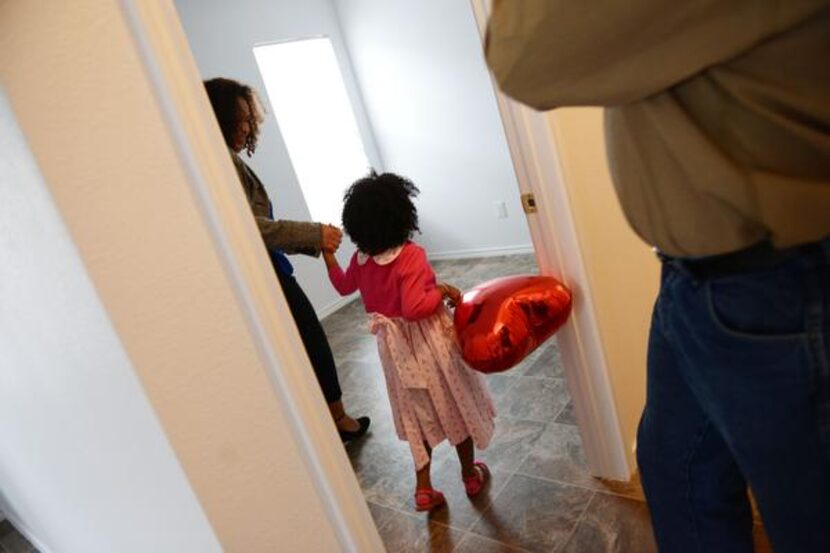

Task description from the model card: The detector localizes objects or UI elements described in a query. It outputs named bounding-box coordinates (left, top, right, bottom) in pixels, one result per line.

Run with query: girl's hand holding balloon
left=437, top=283, right=462, bottom=308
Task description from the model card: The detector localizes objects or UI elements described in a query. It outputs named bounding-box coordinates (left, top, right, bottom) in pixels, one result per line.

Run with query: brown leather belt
left=657, top=239, right=827, bottom=280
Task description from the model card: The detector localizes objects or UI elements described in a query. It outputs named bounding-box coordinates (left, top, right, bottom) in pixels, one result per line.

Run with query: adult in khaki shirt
left=487, top=2, right=830, bottom=551
left=204, top=78, right=370, bottom=443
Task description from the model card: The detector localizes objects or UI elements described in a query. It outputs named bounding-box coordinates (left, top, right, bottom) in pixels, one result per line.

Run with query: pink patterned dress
left=328, top=241, right=495, bottom=469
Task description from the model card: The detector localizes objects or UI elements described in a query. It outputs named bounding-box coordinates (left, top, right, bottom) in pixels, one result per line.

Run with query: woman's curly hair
left=342, top=171, right=420, bottom=255
left=203, top=77, right=264, bottom=156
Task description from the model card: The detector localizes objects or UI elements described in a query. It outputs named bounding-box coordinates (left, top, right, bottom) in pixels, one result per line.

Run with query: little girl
left=323, top=171, right=496, bottom=512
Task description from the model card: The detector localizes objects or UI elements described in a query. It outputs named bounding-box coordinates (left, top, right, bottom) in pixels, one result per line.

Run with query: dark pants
left=638, top=240, right=830, bottom=552
left=276, top=269, right=342, bottom=404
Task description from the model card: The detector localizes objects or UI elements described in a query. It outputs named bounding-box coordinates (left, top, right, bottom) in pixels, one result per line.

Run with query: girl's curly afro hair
left=342, top=171, right=420, bottom=256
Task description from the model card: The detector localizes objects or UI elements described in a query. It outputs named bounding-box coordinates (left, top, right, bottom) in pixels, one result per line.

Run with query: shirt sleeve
left=256, top=218, right=322, bottom=257
left=230, top=152, right=322, bottom=256
left=398, top=245, right=443, bottom=321
left=328, top=253, right=359, bottom=296
left=485, top=0, right=827, bottom=108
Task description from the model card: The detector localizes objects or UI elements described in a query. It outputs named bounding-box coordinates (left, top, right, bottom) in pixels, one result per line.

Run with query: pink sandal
left=414, top=488, right=446, bottom=512
left=462, top=461, right=490, bottom=497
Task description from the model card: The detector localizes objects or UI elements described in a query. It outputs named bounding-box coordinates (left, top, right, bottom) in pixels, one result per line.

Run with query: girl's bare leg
left=416, top=442, right=433, bottom=489
left=456, top=437, right=476, bottom=477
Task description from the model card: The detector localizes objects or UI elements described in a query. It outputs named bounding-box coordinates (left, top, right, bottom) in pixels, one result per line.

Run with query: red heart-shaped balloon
left=453, top=275, right=572, bottom=373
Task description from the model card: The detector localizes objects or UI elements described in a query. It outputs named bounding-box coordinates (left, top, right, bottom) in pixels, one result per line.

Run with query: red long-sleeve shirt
left=328, top=242, right=443, bottom=321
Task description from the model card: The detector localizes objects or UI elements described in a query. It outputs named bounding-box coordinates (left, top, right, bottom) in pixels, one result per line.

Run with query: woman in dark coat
left=204, top=77, right=369, bottom=442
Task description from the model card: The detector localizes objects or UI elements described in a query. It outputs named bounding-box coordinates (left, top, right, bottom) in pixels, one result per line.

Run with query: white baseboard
left=317, top=293, right=359, bottom=319
left=427, top=244, right=534, bottom=261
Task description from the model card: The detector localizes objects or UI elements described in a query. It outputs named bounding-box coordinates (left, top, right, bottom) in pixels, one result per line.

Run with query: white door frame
left=469, top=1, right=630, bottom=480
left=117, top=0, right=383, bottom=550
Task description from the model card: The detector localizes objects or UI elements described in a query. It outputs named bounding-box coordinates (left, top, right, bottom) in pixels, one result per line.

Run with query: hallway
left=0, top=255, right=773, bottom=552
left=323, top=254, right=656, bottom=552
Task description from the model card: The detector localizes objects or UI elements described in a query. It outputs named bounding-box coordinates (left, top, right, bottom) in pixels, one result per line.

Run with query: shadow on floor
left=323, top=254, right=701, bottom=552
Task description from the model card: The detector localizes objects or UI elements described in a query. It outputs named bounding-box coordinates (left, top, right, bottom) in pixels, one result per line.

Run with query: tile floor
left=323, top=254, right=772, bottom=553
left=0, top=521, right=36, bottom=553
left=0, top=255, right=771, bottom=552
left=323, top=254, right=653, bottom=552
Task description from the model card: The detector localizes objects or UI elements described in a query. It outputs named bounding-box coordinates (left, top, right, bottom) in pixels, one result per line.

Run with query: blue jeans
left=637, top=240, right=830, bottom=552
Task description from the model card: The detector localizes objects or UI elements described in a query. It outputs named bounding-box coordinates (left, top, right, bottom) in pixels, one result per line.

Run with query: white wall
left=0, top=89, right=221, bottom=553
left=332, top=0, right=531, bottom=259
left=174, top=0, right=377, bottom=316
left=1, top=1, right=369, bottom=549
left=174, top=0, right=532, bottom=314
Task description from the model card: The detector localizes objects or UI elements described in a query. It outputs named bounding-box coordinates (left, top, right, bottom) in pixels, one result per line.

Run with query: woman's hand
left=437, top=282, right=462, bottom=308
left=322, top=224, right=343, bottom=253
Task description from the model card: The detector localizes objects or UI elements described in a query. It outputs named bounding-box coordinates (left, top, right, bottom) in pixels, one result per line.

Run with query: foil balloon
left=454, top=275, right=572, bottom=374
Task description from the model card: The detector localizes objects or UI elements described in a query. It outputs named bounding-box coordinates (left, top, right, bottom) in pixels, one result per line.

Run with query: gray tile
left=366, top=501, right=399, bottom=532
left=0, top=521, right=36, bottom=553
left=477, top=418, right=546, bottom=474
left=338, top=357, right=386, bottom=406
left=483, top=373, right=519, bottom=402
left=555, top=400, right=578, bottom=426
left=454, top=533, right=531, bottom=553
left=518, top=422, right=596, bottom=490
left=433, top=259, right=483, bottom=284
left=324, top=308, right=365, bottom=329
left=507, top=342, right=547, bottom=375
left=496, top=377, right=570, bottom=423
left=347, top=431, right=415, bottom=509
left=339, top=337, right=378, bottom=366
left=375, top=511, right=465, bottom=553
left=561, top=493, right=657, bottom=553
left=519, top=423, right=646, bottom=500
left=341, top=382, right=390, bottom=428
left=520, top=340, right=564, bottom=379
left=514, top=257, right=539, bottom=274
left=469, top=474, right=593, bottom=553
left=329, top=333, right=373, bottom=362
left=422, top=438, right=455, bottom=467
left=0, top=530, right=37, bottom=553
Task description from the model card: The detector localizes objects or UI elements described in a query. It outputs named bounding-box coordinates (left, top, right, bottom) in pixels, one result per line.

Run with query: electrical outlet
left=493, top=200, right=508, bottom=219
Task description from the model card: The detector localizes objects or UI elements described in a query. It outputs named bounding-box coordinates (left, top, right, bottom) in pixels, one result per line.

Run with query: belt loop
left=655, top=250, right=700, bottom=286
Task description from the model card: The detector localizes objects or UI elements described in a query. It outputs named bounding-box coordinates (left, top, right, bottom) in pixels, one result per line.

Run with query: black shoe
left=338, top=416, right=371, bottom=443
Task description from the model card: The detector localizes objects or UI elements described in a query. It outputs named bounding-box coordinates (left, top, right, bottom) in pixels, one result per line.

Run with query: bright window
left=254, top=38, right=371, bottom=226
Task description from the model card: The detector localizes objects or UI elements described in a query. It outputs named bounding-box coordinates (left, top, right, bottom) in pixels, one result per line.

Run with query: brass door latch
left=521, top=193, right=538, bottom=214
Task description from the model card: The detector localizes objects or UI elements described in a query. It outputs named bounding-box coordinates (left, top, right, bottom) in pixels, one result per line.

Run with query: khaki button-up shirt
left=486, top=0, right=830, bottom=256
